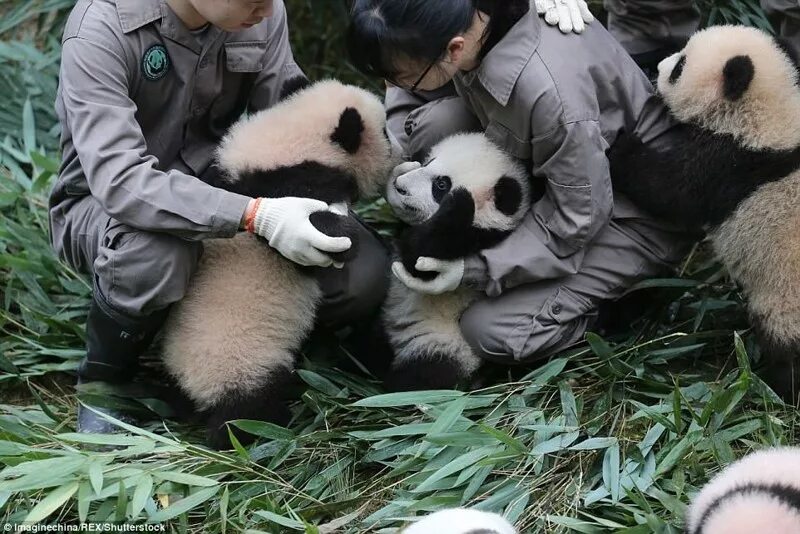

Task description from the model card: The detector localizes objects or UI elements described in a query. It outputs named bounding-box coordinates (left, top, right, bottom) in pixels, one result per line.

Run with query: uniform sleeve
left=464, top=120, right=614, bottom=297
left=59, top=36, right=251, bottom=240
left=247, top=0, right=305, bottom=113
left=385, top=84, right=481, bottom=161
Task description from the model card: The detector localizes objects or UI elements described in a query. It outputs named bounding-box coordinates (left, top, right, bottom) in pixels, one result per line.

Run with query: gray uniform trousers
left=50, top=194, right=390, bottom=330
left=605, top=0, right=800, bottom=56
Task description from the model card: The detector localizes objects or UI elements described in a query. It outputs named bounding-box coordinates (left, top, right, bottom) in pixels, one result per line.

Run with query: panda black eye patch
left=669, top=55, right=686, bottom=84
left=431, top=175, right=452, bottom=203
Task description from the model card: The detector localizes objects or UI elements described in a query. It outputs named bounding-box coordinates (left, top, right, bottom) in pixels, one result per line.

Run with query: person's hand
left=391, top=160, right=422, bottom=180
left=247, top=197, right=352, bottom=267
left=392, top=257, right=465, bottom=295
left=535, top=0, right=594, bottom=34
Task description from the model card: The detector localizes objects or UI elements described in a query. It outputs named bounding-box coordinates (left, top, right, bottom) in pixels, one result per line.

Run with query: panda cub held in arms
left=160, top=80, right=395, bottom=449
left=382, top=134, right=530, bottom=391
left=685, top=447, right=800, bottom=534
left=608, top=26, right=800, bottom=403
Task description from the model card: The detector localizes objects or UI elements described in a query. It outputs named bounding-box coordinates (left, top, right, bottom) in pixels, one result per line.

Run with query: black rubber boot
left=76, top=296, right=167, bottom=434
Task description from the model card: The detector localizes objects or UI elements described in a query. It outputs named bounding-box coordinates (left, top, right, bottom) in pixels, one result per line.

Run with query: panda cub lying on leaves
left=381, top=134, right=531, bottom=391
left=609, top=25, right=800, bottom=403
left=686, top=447, right=800, bottom=533
left=160, top=80, right=395, bottom=450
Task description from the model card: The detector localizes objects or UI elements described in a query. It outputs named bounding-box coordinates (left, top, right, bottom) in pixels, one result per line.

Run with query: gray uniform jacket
left=49, top=0, right=302, bottom=243
left=387, top=9, right=685, bottom=298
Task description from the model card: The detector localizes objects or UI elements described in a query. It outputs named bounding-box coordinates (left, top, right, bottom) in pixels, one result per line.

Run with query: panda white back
left=401, top=508, right=518, bottom=534
left=685, top=448, right=800, bottom=534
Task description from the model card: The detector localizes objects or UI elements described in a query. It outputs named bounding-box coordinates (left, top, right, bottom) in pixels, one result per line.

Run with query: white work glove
left=392, top=160, right=422, bottom=179
left=535, top=0, right=594, bottom=34
left=392, top=257, right=465, bottom=295
left=252, top=197, right=351, bottom=268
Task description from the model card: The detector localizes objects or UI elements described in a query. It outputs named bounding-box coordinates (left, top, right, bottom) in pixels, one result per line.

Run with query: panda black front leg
left=399, top=189, right=482, bottom=280
left=225, top=164, right=360, bottom=205
left=204, top=365, right=295, bottom=450
left=387, top=354, right=472, bottom=392
left=308, top=211, right=361, bottom=263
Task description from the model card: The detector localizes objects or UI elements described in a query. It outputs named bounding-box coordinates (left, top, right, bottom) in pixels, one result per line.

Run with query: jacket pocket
left=485, top=120, right=531, bottom=160
left=540, top=181, right=594, bottom=252
left=224, top=41, right=266, bottom=72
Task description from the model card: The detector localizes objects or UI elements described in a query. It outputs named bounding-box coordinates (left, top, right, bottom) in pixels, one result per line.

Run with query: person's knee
left=460, top=286, right=598, bottom=364
left=317, top=221, right=391, bottom=328
left=459, top=302, right=515, bottom=362
left=94, top=223, right=202, bottom=317
left=406, top=97, right=482, bottom=161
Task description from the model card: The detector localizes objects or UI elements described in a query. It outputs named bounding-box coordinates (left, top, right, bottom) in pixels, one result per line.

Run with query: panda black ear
left=331, top=107, right=365, bottom=154
left=722, top=55, right=755, bottom=101
left=494, top=176, right=523, bottom=216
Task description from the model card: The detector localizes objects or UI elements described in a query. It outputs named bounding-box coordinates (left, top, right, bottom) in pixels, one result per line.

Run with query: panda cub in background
left=383, top=134, right=530, bottom=391
left=685, top=447, right=800, bottom=534
left=161, top=80, right=395, bottom=449
left=608, top=26, right=800, bottom=402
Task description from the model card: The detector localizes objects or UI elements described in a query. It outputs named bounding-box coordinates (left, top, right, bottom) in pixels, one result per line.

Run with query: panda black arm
left=400, top=188, right=507, bottom=280
left=222, top=161, right=360, bottom=205
left=608, top=127, right=714, bottom=228
left=610, top=127, right=800, bottom=228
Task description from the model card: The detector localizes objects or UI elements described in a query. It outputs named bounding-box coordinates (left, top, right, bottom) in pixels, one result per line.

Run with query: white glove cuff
left=253, top=198, right=284, bottom=242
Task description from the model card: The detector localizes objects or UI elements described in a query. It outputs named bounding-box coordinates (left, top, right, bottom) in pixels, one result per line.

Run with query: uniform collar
left=116, top=0, right=221, bottom=53
left=459, top=7, right=541, bottom=106
left=116, top=0, right=163, bottom=33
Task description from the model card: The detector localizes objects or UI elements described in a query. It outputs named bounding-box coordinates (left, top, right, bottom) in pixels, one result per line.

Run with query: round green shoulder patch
left=142, top=44, right=170, bottom=81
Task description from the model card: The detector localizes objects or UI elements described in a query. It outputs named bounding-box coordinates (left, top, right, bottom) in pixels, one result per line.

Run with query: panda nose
left=394, top=177, right=409, bottom=196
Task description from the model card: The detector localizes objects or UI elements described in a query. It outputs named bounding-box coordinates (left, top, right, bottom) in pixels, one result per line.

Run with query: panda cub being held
left=382, top=134, right=530, bottom=391
left=160, top=80, right=396, bottom=449
left=608, top=26, right=800, bottom=403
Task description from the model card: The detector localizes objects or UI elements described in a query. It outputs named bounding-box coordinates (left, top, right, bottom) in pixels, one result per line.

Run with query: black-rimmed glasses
left=409, top=58, right=437, bottom=94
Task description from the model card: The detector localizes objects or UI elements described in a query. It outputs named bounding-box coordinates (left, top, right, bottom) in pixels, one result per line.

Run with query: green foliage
left=1, top=0, right=797, bottom=532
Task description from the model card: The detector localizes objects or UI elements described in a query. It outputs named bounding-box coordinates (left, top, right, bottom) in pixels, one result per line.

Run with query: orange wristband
left=244, top=198, right=263, bottom=234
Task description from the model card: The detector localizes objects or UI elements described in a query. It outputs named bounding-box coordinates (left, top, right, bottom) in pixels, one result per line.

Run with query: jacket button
left=404, top=119, right=414, bottom=136
left=552, top=303, right=563, bottom=315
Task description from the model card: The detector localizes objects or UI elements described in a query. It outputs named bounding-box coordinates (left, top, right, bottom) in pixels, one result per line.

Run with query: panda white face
left=654, top=25, right=800, bottom=151
left=386, top=133, right=530, bottom=230
left=387, top=159, right=454, bottom=225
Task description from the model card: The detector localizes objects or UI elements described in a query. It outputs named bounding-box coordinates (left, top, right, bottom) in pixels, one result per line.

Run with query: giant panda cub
left=607, top=26, right=800, bottom=402
left=401, top=508, right=518, bottom=534
left=383, top=133, right=530, bottom=391
left=685, top=447, right=800, bottom=534
left=161, top=80, right=395, bottom=449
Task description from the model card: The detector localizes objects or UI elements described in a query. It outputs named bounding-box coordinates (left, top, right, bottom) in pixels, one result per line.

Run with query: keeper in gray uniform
left=50, top=0, right=390, bottom=433
left=347, top=0, right=693, bottom=366
left=605, top=0, right=800, bottom=74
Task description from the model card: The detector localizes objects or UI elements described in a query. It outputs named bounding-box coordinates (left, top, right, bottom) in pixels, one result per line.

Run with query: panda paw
left=309, top=210, right=361, bottom=263
left=387, top=356, right=471, bottom=392
left=203, top=367, right=296, bottom=450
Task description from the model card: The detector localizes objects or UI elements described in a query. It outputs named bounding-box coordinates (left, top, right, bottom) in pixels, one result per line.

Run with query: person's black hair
left=346, top=0, right=530, bottom=82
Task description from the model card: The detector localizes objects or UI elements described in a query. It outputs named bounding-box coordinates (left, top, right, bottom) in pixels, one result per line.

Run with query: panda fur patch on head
left=657, top=25, right=800, bottom=151
left=401, top=508, right=518, bottom=534
left=217, top=79, right=394, bottom=200
left=685, top=448, right=800, bottom=534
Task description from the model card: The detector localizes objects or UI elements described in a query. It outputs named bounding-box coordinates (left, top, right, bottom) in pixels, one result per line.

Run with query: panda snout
left=393, top=176, right=409, bottom=196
